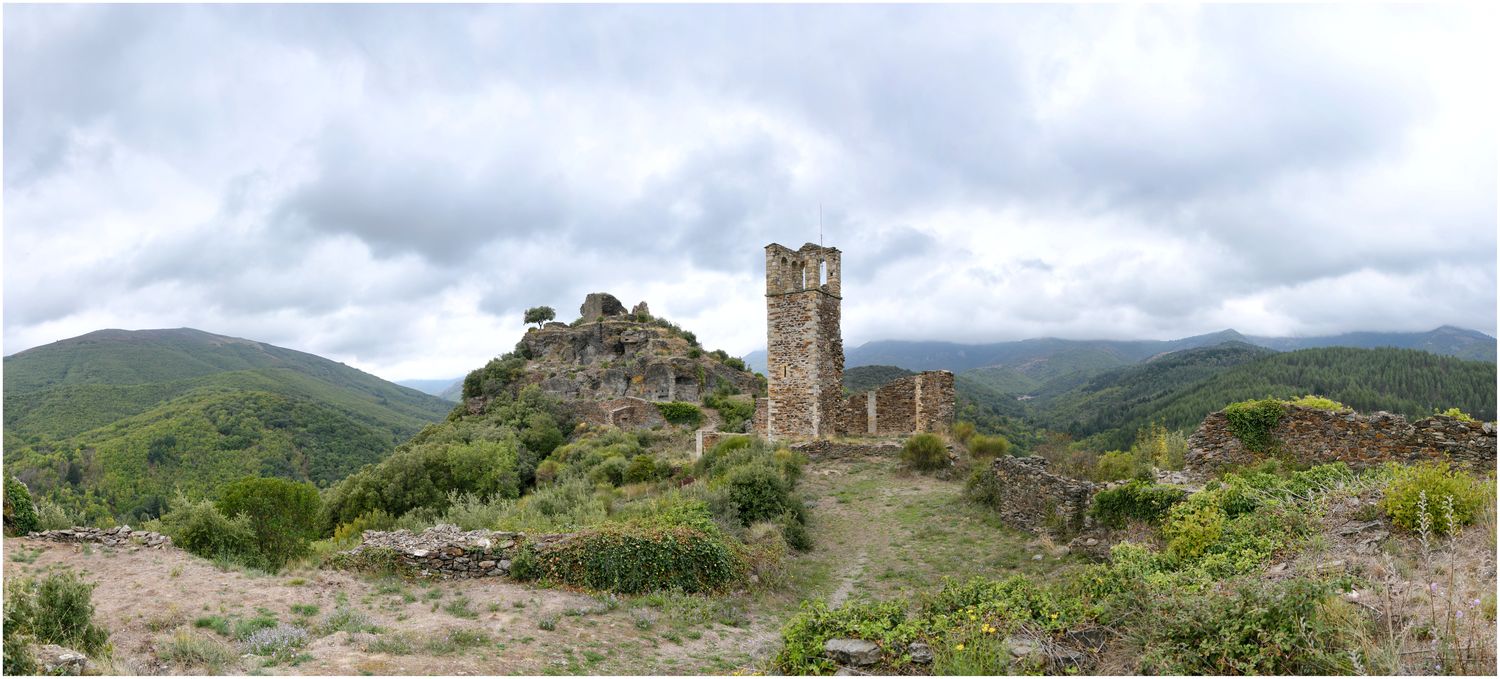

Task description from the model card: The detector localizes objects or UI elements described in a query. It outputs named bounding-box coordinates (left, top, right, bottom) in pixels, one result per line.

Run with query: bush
left=722, top=463, right=795, bottom=525
left=331, top=509, right=398, bottom=546
left=1380, top=462, right=1490, bottom=536
left=1437, top=407, right=1475, bottom=422
left=537, top=523, right=745, bottom=594
left=217, top=477, right=321, bottom=572
left=966, top=434, right=1010, bottom=459
left=33, top=497, right=77, bottom=531
left=624, top=455, right=661, bottom=484
left=1223, top=398, right=1286, bottom=453
left=901, top=433, right=948, bottom=471
left=534, top=459, right=566, bottom=485
left=589, top=455, right=629, bottom=486
left=1134, top=422, right=1188, bottom=470
left=1161, top=494, right=1228, bottom=560
left=952, top=421, right=977, bottom=445
left=655, top=401, right=704, bottom=427
left=1288, top=395, right=1348, bottom=412
left=509, top=544, right=542, bottom=581
left=160, top=494, right=258, bottom=564
left=1139, top=578, right=1353, bottom=674
left=1089, top=481, right=1188, bottom=529
left=2, top=570, right=111, bottom=656
left=1093, top=450, right=1146, bottom=482
left=703, top=391, right=755, bottom=432
left=4, top=476, right=40, bottom=536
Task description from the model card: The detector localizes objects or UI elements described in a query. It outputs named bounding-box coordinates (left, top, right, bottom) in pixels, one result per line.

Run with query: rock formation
left=579, top=292, right=628, bottom=322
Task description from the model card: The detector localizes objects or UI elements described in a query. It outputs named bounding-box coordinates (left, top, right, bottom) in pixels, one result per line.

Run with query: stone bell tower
left=763, top=242, right=844, bottom=439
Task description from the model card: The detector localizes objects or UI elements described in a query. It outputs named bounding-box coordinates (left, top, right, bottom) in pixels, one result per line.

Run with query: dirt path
left=3, top=452, right=1067, bottom=675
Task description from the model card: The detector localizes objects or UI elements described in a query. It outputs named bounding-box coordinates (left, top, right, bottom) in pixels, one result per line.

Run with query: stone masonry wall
left=27, top=525, right=172, bottom=549
left=969, top=456, right=1100, bottom=536
left=347, top=524, right=570, bottom=579
left=764, top=243, right=844, bottom=439
left=697, top=431, right=751, bottom=458
left=839, top=371, right=957, bottom=437
left=1186, top=406, right=1497, bottom=475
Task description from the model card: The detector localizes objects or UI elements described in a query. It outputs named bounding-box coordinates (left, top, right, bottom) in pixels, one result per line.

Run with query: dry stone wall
left=1186, top=407, right=1497, bottom=475
left=568, top=397, right=666, bottom=431
left=26, top=526, right=172, bottom=549
left=969, top=456, right=1100, bottom=536
left=346, top=524, right=570, bottom=579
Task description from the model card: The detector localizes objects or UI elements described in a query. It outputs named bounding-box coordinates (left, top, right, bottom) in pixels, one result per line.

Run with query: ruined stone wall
left=764, top=243, right=844, bottom=439
left=968, top=456, right=1100, bottom=536
left=838, top=370, right=956, bottom=437
left=753, top=397, right=769, bottom=435
left=790, top=439, right=906, bottom=460
left=26, top=526, right=172, bottom=549
left=1186, top=407, right=1497, bottom=475
left=914, top=371, right=956, bottom=434
left=347, top=525, right=570, bottom=580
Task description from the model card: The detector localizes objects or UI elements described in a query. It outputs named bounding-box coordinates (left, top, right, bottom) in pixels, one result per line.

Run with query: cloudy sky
left=4, top=3, right=1496, bottom=381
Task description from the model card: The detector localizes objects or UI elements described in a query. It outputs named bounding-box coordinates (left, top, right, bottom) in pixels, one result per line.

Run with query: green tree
left=524, top=306, right=556, bottom=328
left=4, top=476, right=40, bottom=536
left=217, top=477, right=322, bottom=571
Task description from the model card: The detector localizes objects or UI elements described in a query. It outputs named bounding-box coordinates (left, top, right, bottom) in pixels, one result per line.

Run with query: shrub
left=1093, top=450, right=1146, bottom=482
left=1288, top=395, right=1348, bottom=412
left=244, top=623, right=309, bottom=660
left=160, top=494, right=258, bottom=564
left=966, top=434, right=1010, bottom=459
left=779, top=510, right=813, bottom=551
left=534, top=459, right=566, bottom=485
left=217, top=477, right=322, bottom=572
left=537, top=523, right=745, bottom=594
left=952, top=421, right=977, bottom=445
left=1089, top=481, right=1188, bottom=529
left=158, top=628, right=237, bottom=672
left=1437, top=407, right=1475, bottom=422
left=509, top=544, right=542, bottom=581
left=331, top=509, right=398, bottom=546
left=703, top=391, right=755, bottom=432
left=1161, top=494, right=1227, bottom=560
left=589, top=455, right=629, bottom=486
left=624, top=455, right=661, bottom=484
left=655, top=401, right=704, bottom=427
left=3, top=570, right=111, bottom=656
left=1223, top=398, right=1286, bottom=453
left=1139, top=578, right=1353, bottom=674
left=4, top=476, right=40, bottom=536
left=32, top=497, right=77, bottom=531
left=901, top=433, right=948, bottom=471
left=722, top=463, right=795, bottom=525
left=1380, top=462, right=1489, bottom=536
left=1134, top=422, right=1188, bottom=470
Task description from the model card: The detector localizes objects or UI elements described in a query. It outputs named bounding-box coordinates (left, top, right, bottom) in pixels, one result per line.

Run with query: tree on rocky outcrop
left=524, top=306, right=556, bottom=328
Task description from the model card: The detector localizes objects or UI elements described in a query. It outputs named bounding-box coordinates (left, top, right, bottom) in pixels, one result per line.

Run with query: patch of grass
left=8, top=547, right=42, bottom=564
left=365, top=632, right=416, bottom=655
left=423, top=628, right=490, bottom=655
left=158, top=628, right=238, bottom=673
left=290, top=604, right=319, bottom=617
left=285, top=577, right=307, bottom=586
left=320, top=606, right=378, bottom=635
left=442, top=595, right=479, bottom=619
left=538, top=614, right=558, bottom=631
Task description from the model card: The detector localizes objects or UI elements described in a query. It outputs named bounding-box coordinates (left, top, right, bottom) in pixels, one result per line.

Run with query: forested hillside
left=3, top=328, right=453, bottom=522
left=1034, top=345, right=1497, bottom=449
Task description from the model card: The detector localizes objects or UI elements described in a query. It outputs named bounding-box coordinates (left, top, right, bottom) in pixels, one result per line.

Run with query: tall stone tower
left=764, top=242, right=844, bottom=439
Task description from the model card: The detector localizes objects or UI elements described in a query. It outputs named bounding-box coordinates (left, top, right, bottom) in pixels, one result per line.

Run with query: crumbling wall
left=346, top=524, right=570, bottom=579
left=837, top=370, right=956, bottom=437
left=1186, top=407, right=1497, bottom=475
left=26, top=526, right=172, bottom=549
left=968, top=456, right=1100, bottom=536
left=696, top=431, right=751, bottom=458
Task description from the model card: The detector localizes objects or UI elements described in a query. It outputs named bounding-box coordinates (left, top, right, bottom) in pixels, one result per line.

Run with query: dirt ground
left=3, top=452, right=1068, bottom=676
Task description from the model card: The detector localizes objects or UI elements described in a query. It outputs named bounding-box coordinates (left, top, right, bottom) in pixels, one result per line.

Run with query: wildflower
left=1456, top=610, right=1465, bottom=619
left=1430, top=582, right=1440, bottom=594
left=955, top=643, right=965, bottom=651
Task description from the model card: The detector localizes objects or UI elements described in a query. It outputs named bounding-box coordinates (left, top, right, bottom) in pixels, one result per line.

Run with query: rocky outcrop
left=1186, top=407, right=1496, bottom=475
left=346, top=524, right=569, bottom=579
left=34, top=645, right=90, bottom=675
left=579, top=292, right=628, bottom=322
left=631, top=301, right=650, bottom=317
left=567, top=397, right=667, bottom=431
left=968, top=456, right=1100, bottom=536
left=27, top=525, right=172, bottom=549
left=518, top=310, right=759, bottom=406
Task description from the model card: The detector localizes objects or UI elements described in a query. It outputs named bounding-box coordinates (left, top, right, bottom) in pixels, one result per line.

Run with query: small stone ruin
left=27, top=525, right=172, bottom=549
left=347, top=524, right=569, bottom=579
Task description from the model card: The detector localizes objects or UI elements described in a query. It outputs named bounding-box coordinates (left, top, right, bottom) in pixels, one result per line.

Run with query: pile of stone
left=347, top=524, right=570, bottom=579
left=26, top=525, right=171, bottom=549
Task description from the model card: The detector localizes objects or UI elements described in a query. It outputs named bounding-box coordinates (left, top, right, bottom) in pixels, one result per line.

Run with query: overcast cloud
left=4, top=3, right=1496, bottom=381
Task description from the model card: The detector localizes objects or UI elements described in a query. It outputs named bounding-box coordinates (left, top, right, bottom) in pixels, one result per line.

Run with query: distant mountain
left=742, top=326, right=1494, bottom=375
left=397, top=377, right=463, bottom=401
left=3, top=328, right=454, bottom=520
left=1034, top=344, right=1496, bottom=449
left=842, top=365, right=916, bottom=393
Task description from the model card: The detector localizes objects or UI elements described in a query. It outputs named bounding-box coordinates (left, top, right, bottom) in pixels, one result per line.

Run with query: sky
left=4, top=3, right=1497, bottom=382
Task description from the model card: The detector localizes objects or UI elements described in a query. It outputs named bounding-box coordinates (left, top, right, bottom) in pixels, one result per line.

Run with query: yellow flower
left=1050, top=613, right=1059, bottom=620
left=955, top=644, right=965, bottom=651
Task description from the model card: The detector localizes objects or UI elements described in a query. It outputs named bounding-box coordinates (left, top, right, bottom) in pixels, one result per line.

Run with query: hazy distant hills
left=743, top=326, right=1496, bottom=375
left=3, top=328, right=454, bottom=519
left=397, top=377, right=463, bottom=401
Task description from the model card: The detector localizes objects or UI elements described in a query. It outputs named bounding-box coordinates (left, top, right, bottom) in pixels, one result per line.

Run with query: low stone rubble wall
left=969, top=456, right=1100, bottom=536
left=26, top=526, right=172, bottom=549
left=790, top=439, right=906, bottom=459
left=345, top=524, right=570, bottom=579
left=1186, top=407, right=1496, bottom=475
